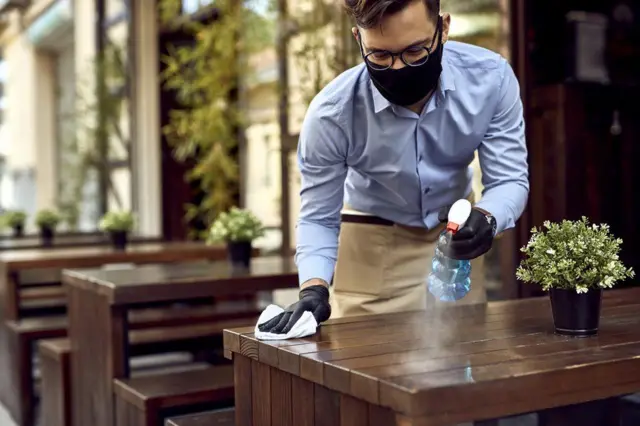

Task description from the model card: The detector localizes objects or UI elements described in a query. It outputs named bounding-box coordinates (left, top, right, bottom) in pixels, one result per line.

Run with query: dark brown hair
left=343, top=0, right=440, bottom=29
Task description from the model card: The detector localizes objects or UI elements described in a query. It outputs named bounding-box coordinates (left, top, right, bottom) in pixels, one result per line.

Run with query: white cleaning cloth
left=254, top=304, right=318, bottom=341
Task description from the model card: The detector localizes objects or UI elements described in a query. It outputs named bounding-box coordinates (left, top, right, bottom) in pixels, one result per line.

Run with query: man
left=260, top=0, right=529, bottom=334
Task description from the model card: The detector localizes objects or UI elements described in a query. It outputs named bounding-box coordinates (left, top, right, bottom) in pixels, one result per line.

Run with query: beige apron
left=330, top=194, right=486, bottom=318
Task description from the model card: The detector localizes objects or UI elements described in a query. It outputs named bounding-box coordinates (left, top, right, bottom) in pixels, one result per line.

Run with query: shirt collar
left=370, top=55, right=456, bottom=114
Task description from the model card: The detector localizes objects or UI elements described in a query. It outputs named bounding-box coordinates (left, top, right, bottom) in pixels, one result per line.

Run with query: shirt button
left=424, top=187, right=430, bottom=194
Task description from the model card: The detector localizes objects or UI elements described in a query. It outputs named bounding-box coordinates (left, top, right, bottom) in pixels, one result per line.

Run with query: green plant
left=208, top=207, right=265, bottom=243
left=291, top=1, right=360, bottom=106
left=516, top=217, right=635, bottom=293
left=3, top=210, right=27, bottom=228
left=159, top=0, right=273, bottom=238
left=99, top=211, right=135, bottom=232
left=35, top=209, right=62, bottom=229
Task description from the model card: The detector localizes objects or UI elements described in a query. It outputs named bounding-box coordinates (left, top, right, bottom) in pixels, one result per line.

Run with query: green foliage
left=2, top=210, right=27, bottom=228
left=292, top=0, right=360, bottom=106
left=99, top=210, right=135, bottom=232
left=516, top=217, right=635, bottom=293
left=35, top=209, right=62, bottom=229
left=208, top=207, right=265, bottom=243
left=159, top=0, right=273, bottom=238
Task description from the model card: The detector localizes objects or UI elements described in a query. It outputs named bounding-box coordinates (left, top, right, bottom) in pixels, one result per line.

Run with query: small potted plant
left=35, top=209, right=62, bottom=246
left=99, top=211, right=135, bottom=250
left=3, top=210, right=27, bottom=237
left=208, top=207, right=264, bottom=268
left=516, top=217, right=635, bottom=337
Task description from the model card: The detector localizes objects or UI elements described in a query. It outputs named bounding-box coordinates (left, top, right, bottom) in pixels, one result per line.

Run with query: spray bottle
left=428, top=199, right=473, bottom=302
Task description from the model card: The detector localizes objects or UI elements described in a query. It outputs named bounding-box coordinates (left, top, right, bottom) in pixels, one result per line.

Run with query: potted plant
left=208, top=207, right=264, bottom=268
left=35, top=209, right=62, bottom=246
left=516, top=217, right=635, bottom=337
left=99, top=211, right=135, bottom=251
left=3, top=210, right=27, bottom=237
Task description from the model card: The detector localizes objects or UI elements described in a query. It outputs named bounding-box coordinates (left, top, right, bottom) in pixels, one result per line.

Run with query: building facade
left=0, top=0, right=161, bottom=235
left=0, top=0, right=511, bottom=247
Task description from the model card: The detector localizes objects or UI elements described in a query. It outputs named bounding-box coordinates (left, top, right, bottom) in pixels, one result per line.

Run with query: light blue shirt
left=295, top=41, right=529, bottom=286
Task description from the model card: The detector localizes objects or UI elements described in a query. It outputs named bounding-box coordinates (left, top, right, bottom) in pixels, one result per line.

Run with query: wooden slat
left=234, top=355, right=253, bottom=426
left=251, top=360, right=271, bottom=426
left=166, top=409, right=235, bottom=426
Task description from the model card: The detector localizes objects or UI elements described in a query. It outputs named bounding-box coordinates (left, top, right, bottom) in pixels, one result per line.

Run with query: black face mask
left=364, top=20, right=444, bottom=107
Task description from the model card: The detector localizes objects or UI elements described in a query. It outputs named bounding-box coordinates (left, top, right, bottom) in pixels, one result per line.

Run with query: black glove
left=257, top=285, right=331, bottom=334
left=437, top=205, right=497, bottom=260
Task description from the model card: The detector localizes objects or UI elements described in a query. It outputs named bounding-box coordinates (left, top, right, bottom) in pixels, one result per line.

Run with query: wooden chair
left=113, top=366, right=235, bottom=426
left=165, top=409, right=235, bottom=426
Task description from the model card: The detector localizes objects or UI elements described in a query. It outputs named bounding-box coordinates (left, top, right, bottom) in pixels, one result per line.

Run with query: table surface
left=63, top=255, right=298, bottom=305
left=0, top=241, right=228, bottom=271
left=224, top=287, right=640, bottom=424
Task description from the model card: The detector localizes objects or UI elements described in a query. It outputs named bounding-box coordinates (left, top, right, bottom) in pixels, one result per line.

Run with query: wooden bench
left=8, top=301, right=258, bottom=426
left=39, top=339, right=71, bottom=426
left=166, top=409, right=235, bottom=425
left=37, top=306, right=259, bottom=426
left=19, top=285, right=67, bottom=317
left=3, top=318, right=67, bottom=426
left=64, top=257, right=297, bottom=426
left=113, top=366, right=235, bottom=426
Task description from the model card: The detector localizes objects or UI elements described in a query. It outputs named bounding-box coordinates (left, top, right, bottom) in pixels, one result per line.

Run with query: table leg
left=68, top=285, right=128, bottom=426
left=234, top=354, right=253, bottom=426
left=4, top=271, right=20, bottom=321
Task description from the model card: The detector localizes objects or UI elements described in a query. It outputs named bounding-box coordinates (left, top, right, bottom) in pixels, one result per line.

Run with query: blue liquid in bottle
left=428, top=231, right=472, bottom=302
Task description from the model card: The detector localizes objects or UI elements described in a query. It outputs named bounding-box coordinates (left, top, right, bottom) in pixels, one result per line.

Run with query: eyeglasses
left=359, top=17, right=442, bottom=71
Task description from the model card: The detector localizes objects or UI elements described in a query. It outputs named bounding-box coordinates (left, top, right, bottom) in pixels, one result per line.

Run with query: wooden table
left=0, top=241, right=238, bottom=322
left=63, top=256, right=298, bottom=426
left=0, top=233, right=161, bottom=251
left=224, top=287, right=640, bottom=426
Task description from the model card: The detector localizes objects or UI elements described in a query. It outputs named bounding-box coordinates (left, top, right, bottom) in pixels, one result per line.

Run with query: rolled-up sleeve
left=295, top=100, right=348, bottom=285
left=475, top=59, right=529, bottom=234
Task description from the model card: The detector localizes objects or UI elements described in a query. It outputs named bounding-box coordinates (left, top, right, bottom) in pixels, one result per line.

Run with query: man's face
left=353, top=0, right=450, bottom=70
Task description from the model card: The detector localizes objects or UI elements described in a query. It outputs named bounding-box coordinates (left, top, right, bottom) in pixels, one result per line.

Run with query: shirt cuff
left=296, top=254, right=336, bottom=286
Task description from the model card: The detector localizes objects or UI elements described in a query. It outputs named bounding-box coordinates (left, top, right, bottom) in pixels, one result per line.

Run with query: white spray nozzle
left=446, top=199, right=472, bottom=234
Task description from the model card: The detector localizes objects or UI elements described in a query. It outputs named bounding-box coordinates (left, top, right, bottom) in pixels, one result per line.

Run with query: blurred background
left=0, top=0, right=638, bottom=300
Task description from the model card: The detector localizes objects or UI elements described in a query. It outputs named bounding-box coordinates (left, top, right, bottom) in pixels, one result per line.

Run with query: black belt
left=340, top=213, right=394, bottom=226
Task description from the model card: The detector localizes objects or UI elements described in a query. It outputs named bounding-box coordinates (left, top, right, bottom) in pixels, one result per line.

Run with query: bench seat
left=166, top=409, right=235, bottom=426
left=37, top=311, right=258, bottom=426
left=114, top=366, right=235, bottom=426
left=2, top=317, right=68, bottom=426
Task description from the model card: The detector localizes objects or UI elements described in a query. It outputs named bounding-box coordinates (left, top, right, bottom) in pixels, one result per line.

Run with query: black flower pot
left=12, top=224, right=23, bottom=238
left=549, top=288, right=602, bottom=337
left=227, top=241, right=252, bottom=268
left=109, top=231, right=128, bottom=251
left=40, top=226, right=54, bottom=247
